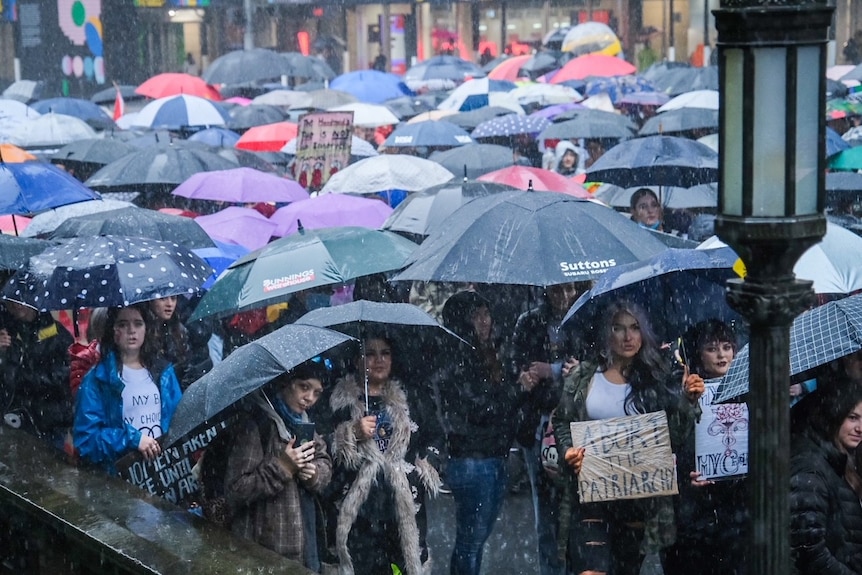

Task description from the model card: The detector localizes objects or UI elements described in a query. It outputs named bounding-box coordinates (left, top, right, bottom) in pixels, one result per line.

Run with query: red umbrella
left=0, top=214, right=31, bottom=234
left=235, top=121, right=299, bottom=152
left=477, top=166, right=590, bottom=198
left=136, top=73, right=222, bottom=101
left=549, top=54, right=636, bottom=84
left=488, top=55, right=532, bottom=82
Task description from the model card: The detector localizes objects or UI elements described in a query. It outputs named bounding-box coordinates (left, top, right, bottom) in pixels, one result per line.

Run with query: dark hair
left=100, top=303, right=160, bottom=371
left=273, top=359, right=331, bottom=389
left=598, top=300, right=673, bottom=415
left=149, top=297, right=189, bottom=365
left=442, top=290, right=492, bottom=342
left=630, top=187, right=659, bottom=212
left=684, top=319, right=738, bottom=377
left=795, top=377, right=862, bottom=442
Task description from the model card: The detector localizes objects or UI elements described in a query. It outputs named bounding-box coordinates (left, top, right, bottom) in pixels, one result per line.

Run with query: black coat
left=790, top=431, right=862, bottom=575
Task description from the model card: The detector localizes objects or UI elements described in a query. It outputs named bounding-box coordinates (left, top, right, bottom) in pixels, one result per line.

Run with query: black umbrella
left=0, top=235, right=53, bottom=270
left=281, top=52, right=336, bottom=81
left=441, top=106, right=516, bottom=131
left=552, top=108, right=639, bottom=131
left=650, top=66, right=719, bottom=96
left=826, top=78, right=849, bottom=100
left=383, top=96, right=437, bottom=120
left=163, top=324, right=355, bottom=447
left=84, top=142, right=239, bottom=193
left=428, top=144, right=515, bottom=180
left=404, top=55, right=486, bottom=83
left=50, top=138, right=137, bottom=181
left=393, top=190, right=668, bottom=286
left=381, top=179, right=518, bottom=237
left=472, top=113, right=551, bottom=139
left=48, top=206, right=215, bottom=249
left=481, top=55, right=511, bottom=74
left=585, top=135, right=719, bottom=188
left=203, top=49, right=297, bottom=85
left=539, top=115, right=635, bottom=141
left=226, top=104, right=287, bottom=132
left=89, top=85, right=144, bottom=105
left=520, top=51, right=563, bottom=79
left=638, top=108, right=719, bottom=136
left=2, top=235, right=213, bottom=311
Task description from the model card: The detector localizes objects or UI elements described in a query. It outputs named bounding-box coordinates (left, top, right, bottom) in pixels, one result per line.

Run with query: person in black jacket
left=790, top=375, right=862, bottom=575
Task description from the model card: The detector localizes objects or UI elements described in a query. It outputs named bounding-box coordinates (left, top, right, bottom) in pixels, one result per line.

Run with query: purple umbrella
left=270, top=194, right=393, bottom=237
left=194, top=206, right=278, bottom=251
left=172, top=167, right=309, bottom=204
left=529, top=101, right=586, bottom=121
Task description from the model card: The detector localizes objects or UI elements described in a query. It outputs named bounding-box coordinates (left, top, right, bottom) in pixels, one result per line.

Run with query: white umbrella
left=2, top=112, right=97, bottom=148
left=657, top=89, right=720, bottom=112
left=252, top=89, right=313, bottom=109
left=320, top=154, right=455, bottom=195
left=131, top=94, right=230, bottom=130
left=594, top=182, right=717, bottom=209
left=509, top=84, right=583, bottom=107
left=21, top=199, right=135, bottom=237
left=327, top=102, right=399, bottom=128
left=281, top=134, right=378, bottom=157
left=0, top=98, right=40, bottom=122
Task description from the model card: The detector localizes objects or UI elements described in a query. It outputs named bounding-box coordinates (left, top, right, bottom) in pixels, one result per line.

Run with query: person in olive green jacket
left=553, top=300, right=703, bottom=575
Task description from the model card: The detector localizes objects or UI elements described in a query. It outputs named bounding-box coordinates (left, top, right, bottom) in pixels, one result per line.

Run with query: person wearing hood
left=553, top=141, right=586, bottom=178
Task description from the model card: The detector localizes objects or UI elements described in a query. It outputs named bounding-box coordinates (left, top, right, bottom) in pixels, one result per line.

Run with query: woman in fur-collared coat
left=316, top=334, right=443, bottom=575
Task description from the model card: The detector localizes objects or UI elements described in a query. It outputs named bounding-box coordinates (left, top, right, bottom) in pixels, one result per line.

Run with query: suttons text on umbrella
left=560, top=259, right=617, bottom=276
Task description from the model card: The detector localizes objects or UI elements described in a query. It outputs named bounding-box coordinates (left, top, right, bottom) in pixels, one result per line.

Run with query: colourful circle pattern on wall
left=58, top=0, right=105, bottom=84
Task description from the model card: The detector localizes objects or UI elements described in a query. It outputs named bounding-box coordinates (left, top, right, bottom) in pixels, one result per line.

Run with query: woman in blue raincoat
left=74, top=303, right=182, bottom=474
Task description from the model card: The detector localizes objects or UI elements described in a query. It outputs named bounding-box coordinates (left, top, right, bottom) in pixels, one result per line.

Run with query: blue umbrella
left=561, top=247, right=743, bottom=344
left=383, top=120, right=474, bottom=148
left=193, top=240, right=251, bottom=290
left=31, top=97, right=113, bottom=128
left=826, top=126, right=851, bottom=158
left=583, top=75, right=657, bottom=104
left=472, top=113, right=551, bottom=139
left=0, top=161, right=100, bottom=215
left=188, top=127, right=242, bottom=148
left=330, top=70, right=414, bottom=104
left=437, top=77, right=519, bottom=111
left=131, top=94, right=231, bottom=130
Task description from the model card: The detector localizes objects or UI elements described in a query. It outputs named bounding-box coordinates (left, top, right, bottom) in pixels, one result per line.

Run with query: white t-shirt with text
left=121, top=366, right=162, bottom=439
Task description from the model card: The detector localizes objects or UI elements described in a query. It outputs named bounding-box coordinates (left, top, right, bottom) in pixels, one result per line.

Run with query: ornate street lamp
left=713, top=0, right=832, bottom=573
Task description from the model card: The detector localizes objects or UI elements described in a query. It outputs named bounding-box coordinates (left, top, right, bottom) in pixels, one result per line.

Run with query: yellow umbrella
left=562, top=22, right=622, bottom=57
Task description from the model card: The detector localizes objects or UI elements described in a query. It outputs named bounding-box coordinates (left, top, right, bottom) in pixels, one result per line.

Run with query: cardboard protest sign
left=570, top=411, right=678, bottom=504
left=116, top=420, right=228, bottom=505
left=695, top=381, right=749, bottom=480
left=295, top=111, right=353, bottom=191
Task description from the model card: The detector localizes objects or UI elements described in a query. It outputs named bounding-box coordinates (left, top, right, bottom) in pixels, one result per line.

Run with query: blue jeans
left=447, top=456, right=508, bottom=575
left=522, top=444, right=566, bottom=575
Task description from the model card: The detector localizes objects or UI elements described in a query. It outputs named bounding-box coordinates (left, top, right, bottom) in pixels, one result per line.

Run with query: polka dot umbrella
left=1, top=235, right=214, bottom=311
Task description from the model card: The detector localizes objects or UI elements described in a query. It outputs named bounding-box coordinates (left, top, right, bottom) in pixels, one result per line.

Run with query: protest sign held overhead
left=295, top=111, right=353, bottom=191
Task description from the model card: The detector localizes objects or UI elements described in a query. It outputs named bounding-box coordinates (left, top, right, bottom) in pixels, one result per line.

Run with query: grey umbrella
left=0, top=235, right=53, bottom=270
left=21, top=199, right=135, bottom=238
left=442, top=106, right=516, bottom=131
left=428, top=144, right=516, bottom=180
left=714, top=293, right=862, bottom=403
left=639, top=108, right=719, bottom=136
left=227, top=104, right=286, bottom=132
left=539, top=115, right=635, bottom=141
left=202, top=49, right=297, bottom=85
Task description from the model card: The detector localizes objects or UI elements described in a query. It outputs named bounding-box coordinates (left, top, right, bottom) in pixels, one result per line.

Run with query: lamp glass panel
left=752, top=47, right=787, bottom=217
left=722, top=48, right=744, bottom=216
left=795, top=45, right=820, bottom=216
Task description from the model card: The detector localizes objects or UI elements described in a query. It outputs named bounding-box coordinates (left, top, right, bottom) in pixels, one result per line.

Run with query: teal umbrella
left=190, top=225, right=418, bottom=321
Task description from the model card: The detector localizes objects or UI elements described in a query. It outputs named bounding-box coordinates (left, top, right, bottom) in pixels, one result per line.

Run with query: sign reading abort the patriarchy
left=570, top=411, right=678, bottom=504
left=695, top=380, right=749, bottom=480
left=116, top=420, right=228, bottom=505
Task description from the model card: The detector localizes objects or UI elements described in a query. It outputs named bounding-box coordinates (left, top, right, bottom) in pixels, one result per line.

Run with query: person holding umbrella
left=223, top=360, right=332, bottom=572
left=73, top=304, right=182, bottom=474
left=314, top=331, right=443, bottom=575
left=554, top=300, right=703, bottom=575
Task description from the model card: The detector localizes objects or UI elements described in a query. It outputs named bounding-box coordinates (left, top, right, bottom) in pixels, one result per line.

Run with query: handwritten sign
left=695, top=381, right=749, bottom=480
left=570, top=411, right=678, bottom=504
left=295, top=111, right=353, bottom=191
left=116, top=420, right=228, bottom=505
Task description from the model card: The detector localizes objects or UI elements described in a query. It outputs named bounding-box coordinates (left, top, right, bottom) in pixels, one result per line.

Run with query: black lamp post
left=713, top=1, right=832, bottom=573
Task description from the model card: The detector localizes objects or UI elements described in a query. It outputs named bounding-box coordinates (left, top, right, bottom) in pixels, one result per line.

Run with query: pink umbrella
left=224, top=96, right=253, bottom=106
left=270, top=194, right=393, bottom=237
left=549, top=54, right=637, bottom=83
left=477, top=166, right=590, bottom=198
left=195, top=206, right=278, bottom=251
left=172, top=167, right=309, bottom=204
left=0, top=214, right=31, bottom=235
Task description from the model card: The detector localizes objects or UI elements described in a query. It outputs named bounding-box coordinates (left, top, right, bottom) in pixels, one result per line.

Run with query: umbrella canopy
left=0, top=234, right=53, bottom=270
left=582, top=75, right=658, bottom=105
left=477, top=166, right=590, bottom=197
left=48, top=206, right=215, bottom=249
left=827, top=146, right=862, bottom=171
left=21, top=198, right=135, bottom=238
left=594, top=182, right=718, bottom=209
left=825, top=170, right=862, bottom=203
left=193, top=240, right=251, bottom=290
left=2, top=80, right=44, bottom=103
left=270, top=193, right=393, bottom=237
left=172, top=166, right=308, bottom=204
left=539, top=114, right=635, bottom=141
left=31, top=97, right=114, bottom=129
left=471, top=113, right=551, bottom=139
left=561, top=247, right=742, bottom=343
left=585, top=135, right=719, bottom=188
left=437, top=78, right=519, bottom=112
left=394, top=190, right=668, bottom=286
left=0, top=214, right=30, bottom=235
left=562, top=22, right=622, bottom=56
left=508, top=84, right=583, bottom=107
left=618, top=91, right=672, bottom=108
left=194, top=206, right=278, bottom=251
left=281, top=52, right=337, bottom=81
left=404, top=55, right=487, bottom=85
left=549, top=55, right=636, bottom=84
left=381, top=179, right=517, bottom=237
left=2, top=235, right=213, bottom=310
left=136, top=73, right=222, bottom=101
left=826, top=126, right=851, bottom=158
left=50, top=138, right=137, bottom=181
left=320, top=155, right=455, bottom=195
left=302, top=89, right=358, bottom=110
left=383, top=95, right=437, bottom=120
left=382, top=120, right=474, bottom=148
left=252, top=89, right=313, bottom=109
left=84, top=143, right=239, bottom=193
left=327, top=102, right=400, bottom=128
left=488, top=55, right=532, bottom=81
left=227, top=104, right=287, bottom=131
left=1, top=112, right=97, bottom=149
left=0, top=143, right=37, bottom=163
left=189, top=226, right=418, bottom=321
left=187, top=127, right=242, bottom=148
left=235, top=121, right=299, bottom=151
left=0, top=99, right=40, bottom=122
left=714, top=294, right=862, bottom=403
left=281, top=135, right=378, bottom=158
left=657, top=89, right=720, bottom=112
left=0, top=161, right=100, bottom=215
left=330, top=70, right=413, bottom=104
left=90, top=85, right=142, bottom=105
left=163, top=324, right=355, bottom=447
left=131, top=95, right=231, bottom=130
left=203, top=49, right=297, bottom=85
left=794, top=222, right=862, bottom=295
left=441, top=106, right=520, bottom=131
left=638, top=108, right=719, bottom=136
left=649, top=66, right=719, bottom=96
left=520, top=51, right=565, bottom=78
left=428, top=143, right=515, bottom=179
